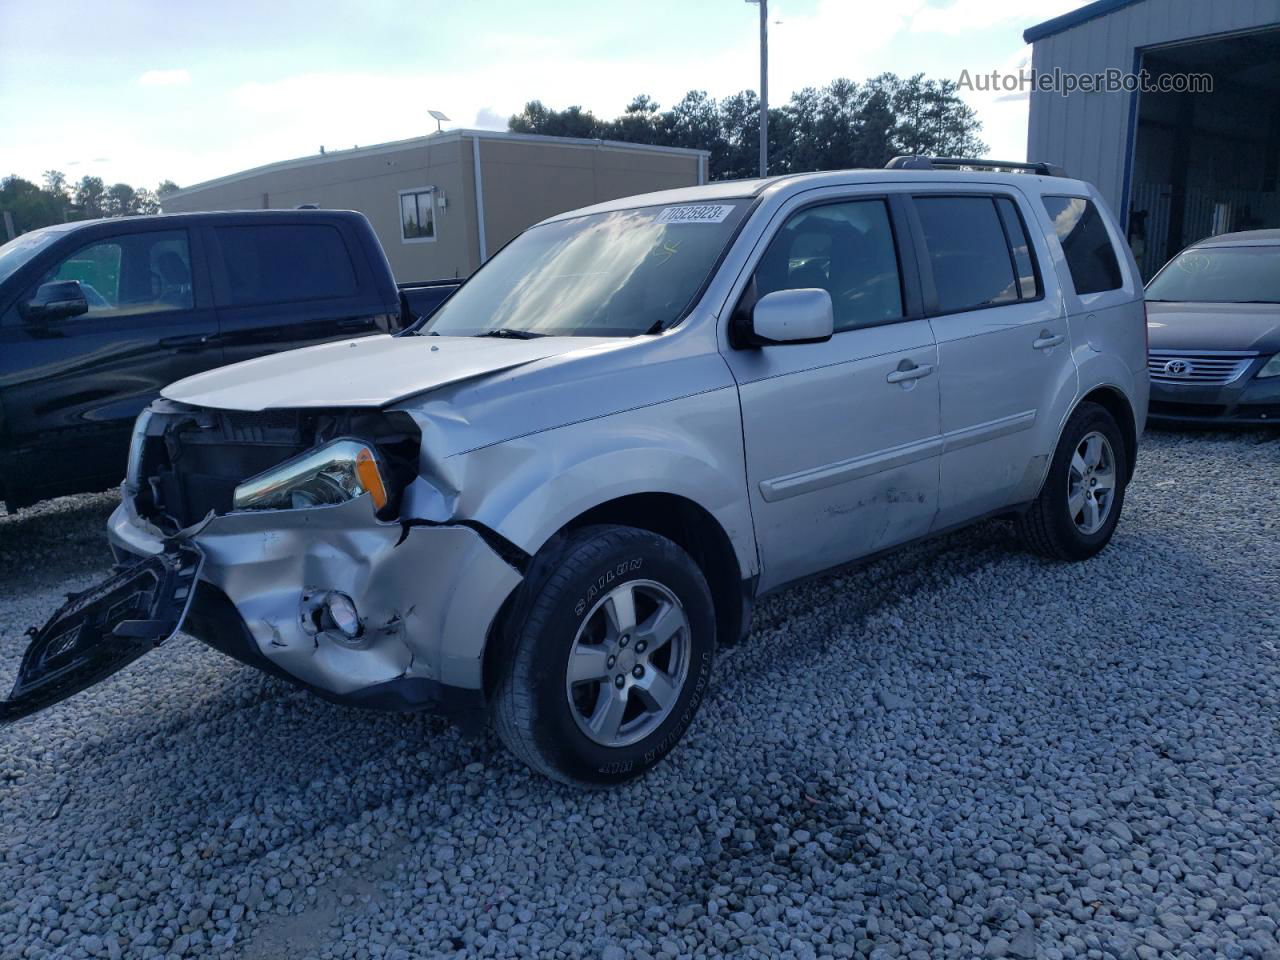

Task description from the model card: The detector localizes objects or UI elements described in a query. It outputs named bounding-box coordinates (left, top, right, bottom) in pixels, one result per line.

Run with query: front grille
left=132, top=403, right=421, bottom=531
left=1148, top=351, right=1256, bottom=385
left=220, top=409, right=304, bottom=442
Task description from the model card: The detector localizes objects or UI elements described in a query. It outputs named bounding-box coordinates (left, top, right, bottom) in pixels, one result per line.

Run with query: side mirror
left=21, top=280, right=90, bottom=322
left=739, top=288, right=834, bottom=347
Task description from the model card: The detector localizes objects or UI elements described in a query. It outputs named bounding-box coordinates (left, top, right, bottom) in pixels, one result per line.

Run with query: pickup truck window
left=38, top=230, right=194, bottom=318
left=215, top=224, right=358, bottom=306
left=0, top=228, right=61, bottom=286
left=425, top=200, right=752, bottom=338
left=755, top=199, right=904, bottom=333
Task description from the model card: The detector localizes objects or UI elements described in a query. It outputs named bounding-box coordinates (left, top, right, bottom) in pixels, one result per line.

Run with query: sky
left=0, top=0, right=1081, bottom=192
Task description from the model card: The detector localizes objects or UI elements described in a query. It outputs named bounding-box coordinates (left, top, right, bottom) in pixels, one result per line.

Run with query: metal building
left=161, top=130, right=710, bottom=282
left=1026, top=0, right=1280, bottom=277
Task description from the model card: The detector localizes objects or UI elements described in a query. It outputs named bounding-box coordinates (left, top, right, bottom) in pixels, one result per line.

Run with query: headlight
left=233, top=439, right=389, bottom=513
left=1258, top=354, right=1280, bottom=379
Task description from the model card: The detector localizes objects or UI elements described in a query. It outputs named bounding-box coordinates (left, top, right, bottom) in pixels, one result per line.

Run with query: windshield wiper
left=473, top=328, right=547, bottom=340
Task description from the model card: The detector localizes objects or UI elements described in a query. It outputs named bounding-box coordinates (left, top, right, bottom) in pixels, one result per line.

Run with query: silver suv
left=4, top=159, right=1149, bottom=785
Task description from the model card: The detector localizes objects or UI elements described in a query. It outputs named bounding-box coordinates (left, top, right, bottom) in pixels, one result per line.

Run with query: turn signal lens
left=355, top=447, right=388, bottom=511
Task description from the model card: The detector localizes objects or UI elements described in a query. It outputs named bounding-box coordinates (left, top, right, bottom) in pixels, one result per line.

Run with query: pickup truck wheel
left=1017, top=401, right=1128, bottom=561
left=493, top=524, right=716, bottom=786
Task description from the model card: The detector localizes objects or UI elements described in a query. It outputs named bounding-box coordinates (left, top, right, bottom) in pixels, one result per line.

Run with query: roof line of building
left=1023, top=0, right=1145, bottom=44
left=165, top=129, right=713, bottom=201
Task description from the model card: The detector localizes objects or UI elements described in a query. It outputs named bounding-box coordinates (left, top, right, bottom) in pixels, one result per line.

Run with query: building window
left=399, top=187, right=436, bottom=242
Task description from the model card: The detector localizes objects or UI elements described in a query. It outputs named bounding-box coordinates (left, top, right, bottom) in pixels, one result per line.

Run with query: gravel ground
left=1, top=428, right=1278, bottom=960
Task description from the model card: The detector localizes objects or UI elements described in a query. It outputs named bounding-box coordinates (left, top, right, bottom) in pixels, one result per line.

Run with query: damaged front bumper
left=1, top=544, right=202, bottom=724
left=4, top=492, right=522, bottom=725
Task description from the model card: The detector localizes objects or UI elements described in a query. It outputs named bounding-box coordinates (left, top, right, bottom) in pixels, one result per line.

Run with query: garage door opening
left=1129, top=27, right=1280, bottom=279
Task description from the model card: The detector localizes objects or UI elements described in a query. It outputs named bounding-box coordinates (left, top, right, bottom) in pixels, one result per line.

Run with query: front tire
left=1017, top=401, right=1129, bottom=561
left=493, top=525, right=716, bottom=786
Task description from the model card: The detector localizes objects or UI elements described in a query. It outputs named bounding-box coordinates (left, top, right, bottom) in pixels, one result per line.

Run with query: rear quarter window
left=215, top=224, right=359, bottom=306
left=1042, top=196, right=1123, bottom=296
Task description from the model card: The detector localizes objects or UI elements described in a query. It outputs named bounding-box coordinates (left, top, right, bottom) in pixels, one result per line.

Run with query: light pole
left=745, top=0, right=768, bottom=177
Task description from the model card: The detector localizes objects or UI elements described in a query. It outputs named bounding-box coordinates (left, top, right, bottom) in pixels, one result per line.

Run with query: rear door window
left=995, top=197, right=1041, bottom=300
left=914, top=196, right=1019, bottom=313
left=214, top=224, right=358, bottom=306
left=1042, top=196, right=1123, bottom=295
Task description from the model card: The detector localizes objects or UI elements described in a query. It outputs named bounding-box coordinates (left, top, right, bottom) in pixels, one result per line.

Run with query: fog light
left=324, top=592, right=361, bottom=639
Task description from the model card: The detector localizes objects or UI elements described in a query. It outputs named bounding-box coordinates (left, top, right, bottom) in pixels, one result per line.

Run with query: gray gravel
left=2, top=428, right=1278, bottom=960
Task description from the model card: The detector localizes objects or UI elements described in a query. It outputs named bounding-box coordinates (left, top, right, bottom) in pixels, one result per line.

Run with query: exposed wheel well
left=565, top=494, right=750, bottom=648
left=482, top=493, right=751, bottom=699
left=1079, top=386, right=1138, bottom=481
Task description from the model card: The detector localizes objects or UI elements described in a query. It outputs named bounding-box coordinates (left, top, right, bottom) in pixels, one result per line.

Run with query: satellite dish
left=428, top=110, right=450, bottom=133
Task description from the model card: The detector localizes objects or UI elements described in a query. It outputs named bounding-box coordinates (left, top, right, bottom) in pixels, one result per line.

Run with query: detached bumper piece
left=0, top=545, right=202, bottom=725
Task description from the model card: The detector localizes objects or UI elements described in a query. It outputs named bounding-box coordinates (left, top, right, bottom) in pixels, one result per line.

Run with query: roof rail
left=885, top=156, right=1069, bottom=178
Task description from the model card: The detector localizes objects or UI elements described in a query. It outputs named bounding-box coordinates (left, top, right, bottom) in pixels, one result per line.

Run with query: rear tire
left=493, top=524, right=716, bottom=786
left=1017, top=402, right=1128, bottom=561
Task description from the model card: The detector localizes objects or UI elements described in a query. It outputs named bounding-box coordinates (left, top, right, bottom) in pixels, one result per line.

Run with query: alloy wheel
left=564, top=579, right=691, bottom=748
left=1068, top=430, right=1116, bottom=535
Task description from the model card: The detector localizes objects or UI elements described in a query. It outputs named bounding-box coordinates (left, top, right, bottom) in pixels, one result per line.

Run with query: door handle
left=886, top=362, right=935, bottom=384
left=159, top=333, right=211, bottom=351
left=1033, top=332, right=1065, bottom=350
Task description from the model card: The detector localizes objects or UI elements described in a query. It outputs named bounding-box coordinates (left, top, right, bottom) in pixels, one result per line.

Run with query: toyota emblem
left=1163, top=358, right=1193, bottom=376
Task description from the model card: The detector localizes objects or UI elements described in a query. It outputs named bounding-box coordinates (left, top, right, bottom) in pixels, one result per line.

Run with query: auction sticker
left=655, top=204, right=734, bottom=225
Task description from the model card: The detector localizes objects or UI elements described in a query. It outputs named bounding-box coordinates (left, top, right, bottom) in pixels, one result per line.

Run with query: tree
left=133, top=188, right=161, bottom=215
left=876, top=73, right=986, bottom=159
left=1, top=175, right=64, bottom=234
left=0, top=171, right=177, bottom=234
left=42, top=170, right=68, bottom=199
left=508, top=100, right=601, bottom=139
left=508, top=73, right=987, bottom=181
left=104, top=182, right=137, bottom=217
left=604, top=95, right=663, bottom=144
left=74, top=175, right=106, bottom=217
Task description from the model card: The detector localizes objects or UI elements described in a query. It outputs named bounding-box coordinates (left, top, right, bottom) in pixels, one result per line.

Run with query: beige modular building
left=161, top=130, right=711, bottom=282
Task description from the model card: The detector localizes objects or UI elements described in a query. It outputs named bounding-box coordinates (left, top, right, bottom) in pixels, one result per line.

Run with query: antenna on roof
left=428, top=110, right=450, bottom=134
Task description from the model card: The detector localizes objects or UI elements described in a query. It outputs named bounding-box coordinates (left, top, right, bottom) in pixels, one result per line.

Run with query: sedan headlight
left=1258, top=354, right=1280, bottom=379
left=233, top=439, right=388, bottom=513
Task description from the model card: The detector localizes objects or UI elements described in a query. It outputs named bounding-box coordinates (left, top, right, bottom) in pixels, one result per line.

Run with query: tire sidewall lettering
left=573, top=557, right=643, bottom=618
left=641, top=649, right=713, bottom=766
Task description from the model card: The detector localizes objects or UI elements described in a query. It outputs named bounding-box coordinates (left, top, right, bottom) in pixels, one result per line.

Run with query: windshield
left=0, top=229, right=61, bottom=286
left=1147, top=245, right=1280, bottom=304
left=425, top=200, right=752, bottom=337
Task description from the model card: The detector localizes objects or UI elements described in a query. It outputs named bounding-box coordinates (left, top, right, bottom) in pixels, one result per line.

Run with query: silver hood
left=162, top=334, right=613, bottom=411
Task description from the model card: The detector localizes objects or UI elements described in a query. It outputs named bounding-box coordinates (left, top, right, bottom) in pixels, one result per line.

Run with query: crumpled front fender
left=110, top=496, right=522, bottom=694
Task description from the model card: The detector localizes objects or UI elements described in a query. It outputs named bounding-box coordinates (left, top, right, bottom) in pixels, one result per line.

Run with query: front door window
left=42, top=230, right=193, bottom=318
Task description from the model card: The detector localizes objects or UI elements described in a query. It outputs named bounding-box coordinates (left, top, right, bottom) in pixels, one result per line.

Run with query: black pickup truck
left=0, top=210, right=458, bottom=510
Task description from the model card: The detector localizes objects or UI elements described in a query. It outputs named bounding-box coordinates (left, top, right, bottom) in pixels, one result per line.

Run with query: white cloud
left=138, top=69, right=191, bottom=88
left=473, top=107, right=508, bottom=130
left=953, top=48, right=1037, bottom=160
left=10, top=2, right=1078, bottom=188
left=910, top=0, right=1076, bottom=35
